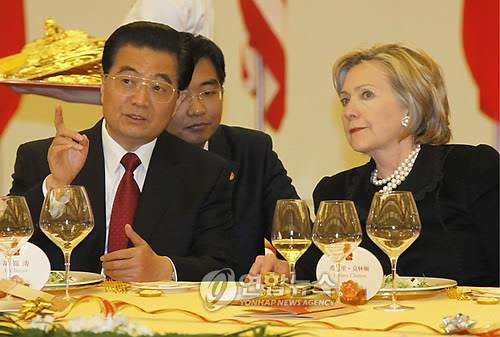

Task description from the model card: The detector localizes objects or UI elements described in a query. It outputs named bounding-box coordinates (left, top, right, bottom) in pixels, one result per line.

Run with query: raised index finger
left=54, top=105, right=65, bottom=132
left=53, top=106, right=84, bottom=142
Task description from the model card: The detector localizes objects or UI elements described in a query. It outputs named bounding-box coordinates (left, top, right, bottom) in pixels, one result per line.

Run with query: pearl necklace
left=371, top=144, right=421, bottom=193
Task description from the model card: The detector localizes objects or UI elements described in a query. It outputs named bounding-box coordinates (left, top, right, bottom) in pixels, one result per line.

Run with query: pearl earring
left=401, top=114, right=409, bottom=128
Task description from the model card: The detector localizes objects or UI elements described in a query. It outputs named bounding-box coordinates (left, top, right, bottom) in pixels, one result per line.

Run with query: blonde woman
left=250, top=44, right=499, bottom=286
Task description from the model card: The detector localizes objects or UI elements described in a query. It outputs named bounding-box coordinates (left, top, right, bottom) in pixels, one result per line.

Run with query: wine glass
left=39, top=185, right=94, bottom=301
left=312, top=200, right=362, bottom=304
left=366, top=191, right=421, bottom=311
left=0, top=196, right=34, bottom=301
left=271, top=199, right=312, bottom=287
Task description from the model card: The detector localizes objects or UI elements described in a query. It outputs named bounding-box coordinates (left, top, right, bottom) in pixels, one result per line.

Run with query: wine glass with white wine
left=312, top=200, right=362, bottom=304
left=39, top=186, right=94, bottom=301
left=366, top=191, right=421, bottom=311
left=271, top=199, right=312, bottom=287
left=0, top=196, right=34, bottom=302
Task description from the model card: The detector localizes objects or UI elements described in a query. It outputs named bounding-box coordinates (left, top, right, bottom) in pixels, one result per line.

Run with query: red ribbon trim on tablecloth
left=475, top=328, right=500, bottom=337
left=51, top=295, right=498, bottom=336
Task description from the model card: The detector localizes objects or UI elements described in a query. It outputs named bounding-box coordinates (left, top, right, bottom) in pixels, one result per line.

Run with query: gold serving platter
left=0, top=18, right=103, bottom=85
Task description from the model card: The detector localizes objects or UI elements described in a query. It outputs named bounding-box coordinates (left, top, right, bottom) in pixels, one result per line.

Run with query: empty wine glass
left=366, top=191, right=421, bottom=311
left=39, top=186, right=94, bottom=301
left=271, top=199, right=312, bottom=286
left=0, top=196, right=34, bottom=301
left=312, top=200, right=362, bottom=304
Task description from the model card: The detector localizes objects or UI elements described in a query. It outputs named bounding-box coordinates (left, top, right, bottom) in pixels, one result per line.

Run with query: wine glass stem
left=289, top=261, right=296, bottom=285
left=64, top=251, right=72, bottom=300
left=334, top=261, right=341, bottom=304
left=4, top=254, right=13, bottom=300
left=390, top=257, right=398, bottom=307
left=288, top=261, right=297, bottom=296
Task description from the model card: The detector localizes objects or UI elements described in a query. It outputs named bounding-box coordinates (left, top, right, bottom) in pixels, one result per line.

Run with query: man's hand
left=46, top=106, right=89, bottom=189
left=248, top=254, right=290, bottom=280
left=100, top=224, right=174, bottom=282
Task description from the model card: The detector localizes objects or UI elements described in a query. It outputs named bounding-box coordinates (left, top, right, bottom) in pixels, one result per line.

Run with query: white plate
left=378, top=276, right=457, bottom=293
left=130, top=281, right=198, bottom=293
left=44, top=271, right=104, bottom=288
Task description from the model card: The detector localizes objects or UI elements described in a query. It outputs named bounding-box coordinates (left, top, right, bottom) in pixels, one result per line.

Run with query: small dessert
left=340, top=280, right=367, bottom=305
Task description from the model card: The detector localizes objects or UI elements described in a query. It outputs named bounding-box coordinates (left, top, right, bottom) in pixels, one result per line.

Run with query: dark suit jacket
left=310, top=144, right=499, bottom=286
left=208, top=125, right=299, bottom=278
left=10, top=120, right=234, bottom=281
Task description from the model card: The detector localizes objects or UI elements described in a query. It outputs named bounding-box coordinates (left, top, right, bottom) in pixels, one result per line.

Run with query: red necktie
left=108, top=153, right=141, bottom=252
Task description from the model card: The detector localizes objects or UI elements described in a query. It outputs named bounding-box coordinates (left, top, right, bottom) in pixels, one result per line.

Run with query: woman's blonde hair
left=332, top=43, right=451, bottom=144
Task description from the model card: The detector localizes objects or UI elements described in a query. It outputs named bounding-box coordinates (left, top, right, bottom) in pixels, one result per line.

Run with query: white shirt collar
left=101, top=119, right=157, bottom=174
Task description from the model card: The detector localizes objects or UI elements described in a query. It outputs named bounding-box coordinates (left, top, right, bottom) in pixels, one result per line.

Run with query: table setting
left=0, top=191, right=498, bottom=337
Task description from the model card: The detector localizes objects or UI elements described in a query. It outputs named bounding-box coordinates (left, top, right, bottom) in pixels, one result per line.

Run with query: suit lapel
left=208, top=126, right=239, bottom=180
left=132, top=132, right=186, bottom=244
left=73, top=120, right=106, bottom=256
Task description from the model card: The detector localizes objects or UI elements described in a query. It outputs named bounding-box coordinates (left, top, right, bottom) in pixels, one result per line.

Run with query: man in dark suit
left=166, top=35, right=299, bottom=278
left=10, top=22, right=233, bottom=282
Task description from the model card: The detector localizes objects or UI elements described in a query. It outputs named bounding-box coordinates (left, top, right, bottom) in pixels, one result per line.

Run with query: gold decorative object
left=446, top=287, right=500, bottom=304
left=102, top=280, right=129, bottom=294
left=139, top=289, right=162, bottom=297
left=0, top=18, right=103, bottom=84
left=446, top=287, right=471, bottom=301
left=16, top=297, right=55, bottom=320
left=260, top=271, right=284, bottom=296
left=260, top=271, right=282, bottom=288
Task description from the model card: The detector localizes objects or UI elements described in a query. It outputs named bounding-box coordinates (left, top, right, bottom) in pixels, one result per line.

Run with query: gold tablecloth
left=40, top=284, right=499, bottom=337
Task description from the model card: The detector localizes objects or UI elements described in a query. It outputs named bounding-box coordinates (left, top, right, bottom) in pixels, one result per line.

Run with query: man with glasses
left=167, top=35, right=299, bottom=278
left=9, top=22, right=233, bottom=282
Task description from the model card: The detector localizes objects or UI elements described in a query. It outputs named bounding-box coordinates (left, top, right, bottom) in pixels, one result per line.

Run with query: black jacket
left=208, top=125, right=299, bottom=278
left=310, top=144, right=499, bottom=286
left=10, top=119, right=234, bottom=281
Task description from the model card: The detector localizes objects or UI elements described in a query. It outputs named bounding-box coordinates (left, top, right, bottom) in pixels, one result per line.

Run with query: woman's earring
left=401, top=113, right=410, bottom=128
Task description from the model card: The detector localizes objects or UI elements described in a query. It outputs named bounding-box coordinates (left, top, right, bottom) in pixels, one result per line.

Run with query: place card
left=316, top=247, right=383, bottom=302
left=0, top=279, right=54, bottom=302
left=0, top=242, right=51, bottom=290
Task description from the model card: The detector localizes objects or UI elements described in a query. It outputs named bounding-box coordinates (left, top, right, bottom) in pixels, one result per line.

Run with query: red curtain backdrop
left=462, top=0, right=499, bottom=122
left=239, top=0, right=286, bottom=131
left=0, top=1, right=25, bottom=136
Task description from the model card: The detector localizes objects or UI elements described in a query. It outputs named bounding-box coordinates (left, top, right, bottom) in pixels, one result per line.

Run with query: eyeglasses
left=184, top=86, right=222, bottom=106
left=106, top=74, right=177, bottom=103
